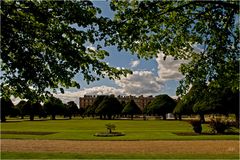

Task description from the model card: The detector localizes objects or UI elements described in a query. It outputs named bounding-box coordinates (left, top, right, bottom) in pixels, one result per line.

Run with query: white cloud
left=53, top=86, right=125, bottom=106
left=116, top=67, right=125, bottom=70
left=53, top=52, right=188, bottom=103
left=156, top=52, right=188, bottom=81
left=130, top=60, right=140, bottom=68
left=115, top=71, right=164, bottom=96
left=86, top=44, right=97, bottom=53
left=54, top=69, right=167, bottom=105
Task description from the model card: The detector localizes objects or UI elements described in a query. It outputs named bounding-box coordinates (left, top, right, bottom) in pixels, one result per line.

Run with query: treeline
left=1, top=85, right=239, bottom=124
left=0, top=94, right=173, bottom=122
left=0, top=96, right=80, bottom=122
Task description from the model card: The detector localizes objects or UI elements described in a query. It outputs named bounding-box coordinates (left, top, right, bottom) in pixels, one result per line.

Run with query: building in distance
left=79, top=95, right=154, bottom=111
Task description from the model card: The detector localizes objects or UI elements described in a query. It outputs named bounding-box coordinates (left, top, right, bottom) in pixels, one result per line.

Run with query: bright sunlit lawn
left=1, top=118, right=239, bottom=140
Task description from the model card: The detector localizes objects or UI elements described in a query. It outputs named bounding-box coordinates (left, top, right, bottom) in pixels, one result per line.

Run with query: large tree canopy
left=173, top=83, right=239, bottom=123
left=108, top=0, right=239, bottom=95
left=193, top=86, right=239, bottom=117
left=1, top=0, right=131, bottom=100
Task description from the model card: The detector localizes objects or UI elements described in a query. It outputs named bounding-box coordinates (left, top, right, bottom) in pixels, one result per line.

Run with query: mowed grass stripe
left=1, top=119, right=239, bottom=140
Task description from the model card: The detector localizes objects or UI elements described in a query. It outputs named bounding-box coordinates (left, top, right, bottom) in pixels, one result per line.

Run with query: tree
left=174, top=84, right=208, bottom=122
left=30, top=102, right=44, bottom=120
left=173, top=83, right=239, bottom=123
left=108, top=1, right=239, bottom=96
left=8, top=106, right=20, bottom=118
left=147, top=95, right=176, bottom=120
left=122, top=100, right=141, bottom=120
left=173, top=84, right=207, bottom=121
left=79, top=107, right=86, bottom=119
left=16, top=100, right=28, bottom=119
left=193, top=86, right=239, bottom=124
left=173, top=100, right=188, bottom=120
left=1, top=0, right=131, bottom=101
left=85, top=95, right=107, bottom=118
left=65, top=101, right=79, bottom=119
left=14, top=100, right=41, bottom=121
left=43, top=96, right=65, bottom=120
left=24, top=101, right=35, bottom=121
left=0, top=98, right=14, bottom=122
left=95, top=96, right=122, bottom=120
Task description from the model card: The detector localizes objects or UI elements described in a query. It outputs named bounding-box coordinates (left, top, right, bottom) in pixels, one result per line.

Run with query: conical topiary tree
left=95, top=96, right=122, bottom=120
left=122, top=100, right=141, bottom=120
left=147, top=94, right=176, bottom=120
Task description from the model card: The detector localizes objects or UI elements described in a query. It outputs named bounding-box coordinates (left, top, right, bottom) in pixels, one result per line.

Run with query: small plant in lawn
left=209, top=117, right=232, bottom=134
left=189, top=120, right=202, bottom=134
left=105, top=123, right=116, bottom=133
left=94, top=123, right=125, bottom=137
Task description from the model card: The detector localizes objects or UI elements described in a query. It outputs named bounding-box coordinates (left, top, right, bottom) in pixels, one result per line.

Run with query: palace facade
left=79, top=95, right=154, bottom=110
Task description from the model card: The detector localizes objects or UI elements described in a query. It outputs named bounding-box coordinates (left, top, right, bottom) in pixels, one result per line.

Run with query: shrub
left=189, top=120, right=202, bottom=134
left=94, top=123, right=125, bottom=137
left=105, top=123, right=116, bottom=133
left=209, top=118, right=232, bottom=134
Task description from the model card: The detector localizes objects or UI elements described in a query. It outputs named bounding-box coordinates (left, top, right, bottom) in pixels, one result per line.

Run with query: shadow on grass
left=2, top=152, right=239, bottom=159
left=1, top=131, right=58, bottom=135
left=173, top=132, right=239, bottom=136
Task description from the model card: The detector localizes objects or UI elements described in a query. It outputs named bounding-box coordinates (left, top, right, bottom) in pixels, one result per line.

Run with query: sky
left=52, top=1, right=187, bottom=106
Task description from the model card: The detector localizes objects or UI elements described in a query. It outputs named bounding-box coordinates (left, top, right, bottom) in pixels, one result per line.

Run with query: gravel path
left=1, top=139, right=239, bottom=155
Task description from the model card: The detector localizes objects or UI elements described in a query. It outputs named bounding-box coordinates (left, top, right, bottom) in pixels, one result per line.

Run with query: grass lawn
left=1, top=118, right=239, bottom=140
left=1, top=118, right=239, bottom=159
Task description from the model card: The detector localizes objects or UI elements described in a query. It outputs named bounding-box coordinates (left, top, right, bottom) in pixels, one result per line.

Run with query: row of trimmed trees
left=84, top=86, right=239, bottom=124
left=84, top=94, right=177, bottom=120
left=84, top=95, right=142, bottom=120
left=0, top=96, right=79, bottom=122
left=1, top=85, right=239, bottom=123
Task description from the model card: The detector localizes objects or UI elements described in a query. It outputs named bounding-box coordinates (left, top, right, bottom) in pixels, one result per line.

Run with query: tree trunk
left=162, top=114, right=166, bottom=120
left=178, top=114, right=182, bottom=120
left=30, top=114, right=34, bottom=121
left=174, top=114, right=177, bottom=120
left=200, top=114, right=205, bottom=123
left=51, top=114, right=56, bottom=120
left=131, top=114, right=133, bottom=120
left=235, top=113, right=239, bottom=128
left=1, top=115, right=6, bottom=122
